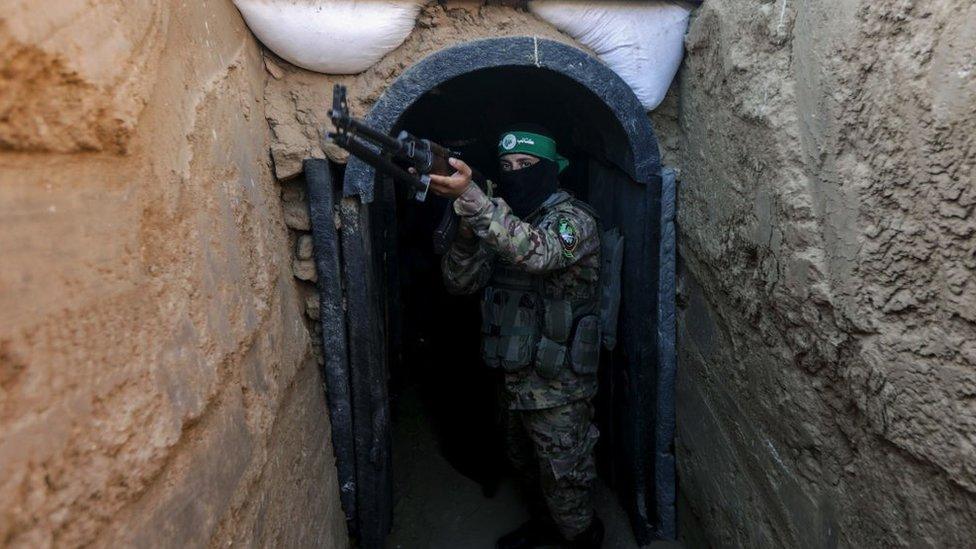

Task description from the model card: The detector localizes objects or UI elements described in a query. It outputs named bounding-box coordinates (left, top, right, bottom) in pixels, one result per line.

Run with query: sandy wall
left=0, top=1, right=346, bottom=547
left=673, top=0, right=976, bottom=545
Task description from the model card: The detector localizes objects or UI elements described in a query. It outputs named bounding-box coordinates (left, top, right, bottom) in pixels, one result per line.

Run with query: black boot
left=567, top=517, right=604, bottom=549
left=496, top=519, right=562, bottom=549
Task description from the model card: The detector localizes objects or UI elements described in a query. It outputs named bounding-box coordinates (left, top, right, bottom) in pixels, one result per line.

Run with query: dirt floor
left=387, top=386, right=679, bottom=549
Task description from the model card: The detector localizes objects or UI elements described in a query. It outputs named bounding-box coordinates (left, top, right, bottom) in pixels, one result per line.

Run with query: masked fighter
left=433, top=124, right=604, bottom=549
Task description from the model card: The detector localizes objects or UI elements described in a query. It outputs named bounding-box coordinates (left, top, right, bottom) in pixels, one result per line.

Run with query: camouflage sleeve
left=441, top=217, right=495, bottom=295
left=453, top=184, right=598, bottom=274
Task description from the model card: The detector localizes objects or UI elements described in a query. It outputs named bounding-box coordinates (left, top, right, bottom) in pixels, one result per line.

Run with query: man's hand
left=428, top=157, right=472, bottom=198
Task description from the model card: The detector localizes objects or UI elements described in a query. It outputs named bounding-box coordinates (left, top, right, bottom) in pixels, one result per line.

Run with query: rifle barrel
left=339, top=135, right=427, bottom=192
left=341, top=116, right=403, bottom=153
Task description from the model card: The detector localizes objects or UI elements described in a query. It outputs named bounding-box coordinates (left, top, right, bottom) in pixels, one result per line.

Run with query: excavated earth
left=0, top=1, right=345, bottom=546
left=670, top=1, right=976, bottom=546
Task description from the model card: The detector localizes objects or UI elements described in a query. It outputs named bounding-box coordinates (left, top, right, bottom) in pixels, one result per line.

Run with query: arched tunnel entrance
left=307, top=37, right=677, bottom=548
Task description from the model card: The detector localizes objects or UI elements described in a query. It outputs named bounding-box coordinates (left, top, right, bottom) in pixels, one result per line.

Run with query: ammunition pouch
left=481, top=286, right=539, bottom=371
left=532, top=298, right=572, bottom=379
left=543, top=298, right=573, bottom=343
left=569, top=315, right=601, bottom=375
left=534, top=336, right=567, bottom=379
left=481, top=277, right=601, bottom=378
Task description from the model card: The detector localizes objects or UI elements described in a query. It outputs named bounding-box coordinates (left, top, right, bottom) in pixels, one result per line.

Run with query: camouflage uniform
left=442, top=183, right=601, bottom=539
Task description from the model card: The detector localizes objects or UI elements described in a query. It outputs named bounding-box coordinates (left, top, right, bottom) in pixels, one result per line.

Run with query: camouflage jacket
left=441, top=184, right=601, bottom=410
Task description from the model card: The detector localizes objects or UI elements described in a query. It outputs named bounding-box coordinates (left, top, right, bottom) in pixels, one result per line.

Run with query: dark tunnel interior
left=370, top=66, right=645, bottom=543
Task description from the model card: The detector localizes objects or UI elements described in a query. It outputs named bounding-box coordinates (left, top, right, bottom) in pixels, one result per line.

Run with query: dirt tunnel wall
left=0, top=1, right=346, bottom=546
left=668, top=1, right=976, bottom=546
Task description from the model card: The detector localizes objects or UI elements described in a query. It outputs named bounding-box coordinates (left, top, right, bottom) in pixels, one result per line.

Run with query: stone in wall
left=297, top=234, right=314, bottom=260
left=307, top=294, right=321, bottom=320
left=283, top=194, right=312, bottom=230
left=277, top=174, right=327, bottom=368
left=294, top=259, right=318, bottom=282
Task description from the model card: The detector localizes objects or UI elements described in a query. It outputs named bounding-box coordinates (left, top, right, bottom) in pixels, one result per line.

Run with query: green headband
left=497, top=131, right=570, bottom=173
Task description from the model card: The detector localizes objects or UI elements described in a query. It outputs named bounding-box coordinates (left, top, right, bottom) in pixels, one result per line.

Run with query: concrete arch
left=342, top=36, right=662, bottom=201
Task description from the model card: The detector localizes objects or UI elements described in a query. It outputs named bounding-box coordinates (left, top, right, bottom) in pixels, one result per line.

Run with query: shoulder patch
left=556, top=215, right=579, bottom=255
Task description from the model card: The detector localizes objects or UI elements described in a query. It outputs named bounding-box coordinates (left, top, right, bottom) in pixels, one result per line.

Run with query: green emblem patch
left=556, top=216, right=578, bottom=256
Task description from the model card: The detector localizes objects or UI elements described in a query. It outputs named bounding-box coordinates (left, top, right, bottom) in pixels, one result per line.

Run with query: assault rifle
left=327, top=84, right=487, bottom=254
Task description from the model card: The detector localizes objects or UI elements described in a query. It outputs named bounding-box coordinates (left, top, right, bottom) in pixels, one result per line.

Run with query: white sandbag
left=529, top=1, right=691, bottom=110
left=233, top=0, right=425, bottom=74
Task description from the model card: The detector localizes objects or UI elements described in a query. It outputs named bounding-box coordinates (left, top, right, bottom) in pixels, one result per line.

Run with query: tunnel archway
left=343, top=37, right=661, bottom=199
left=323, top=36, right=677, bottom=547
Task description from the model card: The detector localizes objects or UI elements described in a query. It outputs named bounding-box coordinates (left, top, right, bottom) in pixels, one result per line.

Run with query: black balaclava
left=496, top=158, right=560, bottom=218
left=496, top=123, right=564, bottom=218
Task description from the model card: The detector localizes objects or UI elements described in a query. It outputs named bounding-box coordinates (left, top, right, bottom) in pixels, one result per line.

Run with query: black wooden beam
left=304, top=159, right=357, bottom=529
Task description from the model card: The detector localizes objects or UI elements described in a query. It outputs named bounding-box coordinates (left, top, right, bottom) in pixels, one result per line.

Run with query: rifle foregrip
left=432, top=202, right=459, bottom=255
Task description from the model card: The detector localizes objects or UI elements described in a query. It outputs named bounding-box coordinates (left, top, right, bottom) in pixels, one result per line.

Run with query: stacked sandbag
left=232, top=0, right=425, bottom=74
left=529, top=1, right=692, bottom=110
left=233, top=0, right=692, bottom=110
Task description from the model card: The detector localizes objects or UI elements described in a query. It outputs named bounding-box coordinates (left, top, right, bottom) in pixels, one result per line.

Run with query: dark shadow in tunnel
left=391, top=180, right=506, bottom=499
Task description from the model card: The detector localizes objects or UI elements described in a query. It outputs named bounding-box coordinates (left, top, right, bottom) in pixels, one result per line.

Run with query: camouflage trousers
left=504, top=399, right=599, bottom=539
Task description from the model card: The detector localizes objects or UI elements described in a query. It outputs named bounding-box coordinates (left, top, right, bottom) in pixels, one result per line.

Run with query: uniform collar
left=525, top=190, right=572, bottom=221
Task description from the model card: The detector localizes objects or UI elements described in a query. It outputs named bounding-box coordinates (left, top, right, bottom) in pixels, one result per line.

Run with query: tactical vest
left=479, top=197, right=602, bottom=380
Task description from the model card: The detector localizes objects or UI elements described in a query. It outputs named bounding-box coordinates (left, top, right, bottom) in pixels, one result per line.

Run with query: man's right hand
left=428, top=158, right=473, bottom=198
